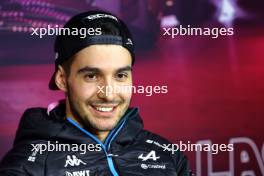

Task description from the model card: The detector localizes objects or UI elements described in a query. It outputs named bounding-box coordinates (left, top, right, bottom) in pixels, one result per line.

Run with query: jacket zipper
left=67, top=109, right=136, bottom=176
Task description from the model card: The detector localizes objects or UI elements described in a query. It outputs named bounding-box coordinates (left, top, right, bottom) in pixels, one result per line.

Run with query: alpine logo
left=126, top=38, right=133, bottom=45
left=138, top=150, right=160, bottom=161
left=64, top=155, right=87, bottom=167
left=65, top=170, right=90, bottom=176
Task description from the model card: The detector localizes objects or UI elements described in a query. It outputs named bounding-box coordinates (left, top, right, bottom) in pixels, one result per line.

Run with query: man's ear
left=55, top=65, right=67, bottom=92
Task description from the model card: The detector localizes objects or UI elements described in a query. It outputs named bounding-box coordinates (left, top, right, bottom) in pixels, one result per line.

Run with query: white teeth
left=95, top=107, right=114, bottom=112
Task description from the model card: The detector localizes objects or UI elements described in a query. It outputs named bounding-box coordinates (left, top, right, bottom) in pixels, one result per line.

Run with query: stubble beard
left=67, top=90, right=130, bottom=133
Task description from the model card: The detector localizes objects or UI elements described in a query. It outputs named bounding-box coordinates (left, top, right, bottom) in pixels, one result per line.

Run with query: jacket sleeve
left=0, top=142, right=36, bottom=176
left=0, top=139, right=48, bottom=176
left=173, top=150, right=193, bottom=176
left=0, top=108, right=47, bottom=176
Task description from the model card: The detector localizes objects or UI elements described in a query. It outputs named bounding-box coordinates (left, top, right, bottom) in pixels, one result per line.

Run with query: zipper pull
left=107, top=153, right=119, bottom=157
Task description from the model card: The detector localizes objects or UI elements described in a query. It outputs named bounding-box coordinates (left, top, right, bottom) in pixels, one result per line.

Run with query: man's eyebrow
left=116, top=66, right=132, bottom=73
left=77, top=67, right=100, bottom=74
left=77, top=66, right=132, bottom=74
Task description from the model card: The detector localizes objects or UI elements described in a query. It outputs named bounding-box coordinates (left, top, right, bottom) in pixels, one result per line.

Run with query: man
left=0, top=10, right=191, bottom=175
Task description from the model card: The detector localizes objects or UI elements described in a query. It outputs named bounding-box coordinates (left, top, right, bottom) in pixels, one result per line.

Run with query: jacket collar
left=49, top=102, right=144, bottom=150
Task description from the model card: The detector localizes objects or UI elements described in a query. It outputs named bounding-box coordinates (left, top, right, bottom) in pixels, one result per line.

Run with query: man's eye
left=116, top=73, right=128, bottom=80
left=84, top=74, right=97, bottom=80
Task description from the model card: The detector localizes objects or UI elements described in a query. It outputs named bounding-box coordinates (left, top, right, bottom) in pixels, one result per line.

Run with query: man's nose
left=97, top=77, right=115, bottom=101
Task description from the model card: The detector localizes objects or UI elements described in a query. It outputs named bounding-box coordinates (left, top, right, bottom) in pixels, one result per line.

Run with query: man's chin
left=92, top=124, right=115, bottom=132
left=93, top=119, right=119, bottom=131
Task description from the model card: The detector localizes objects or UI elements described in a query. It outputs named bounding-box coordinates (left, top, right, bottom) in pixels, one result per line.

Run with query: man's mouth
left=90, top=104, right=118, bottom=114
left=94, top=106, right=115, bottom=112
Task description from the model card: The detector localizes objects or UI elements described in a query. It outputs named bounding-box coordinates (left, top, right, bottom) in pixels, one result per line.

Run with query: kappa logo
left=64, top=155, right=87, bottom=167
left=138, top=150, right=160, bottom=161
left=65, top=170, right=90, bottom=176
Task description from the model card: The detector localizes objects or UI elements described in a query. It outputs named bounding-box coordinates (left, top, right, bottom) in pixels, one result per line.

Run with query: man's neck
left=67, top=113, right=110, bottom=142
left=65, top=101, right=109, bottom=142
left=93, top=131, right=109, bottom=142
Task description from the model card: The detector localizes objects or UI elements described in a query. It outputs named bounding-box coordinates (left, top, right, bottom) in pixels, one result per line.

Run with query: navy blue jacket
left=0, top=103, right=192, bottom=176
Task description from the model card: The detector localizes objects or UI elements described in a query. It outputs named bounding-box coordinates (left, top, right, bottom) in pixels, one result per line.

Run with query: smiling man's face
left=58, top=45, right=132, bottom=136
